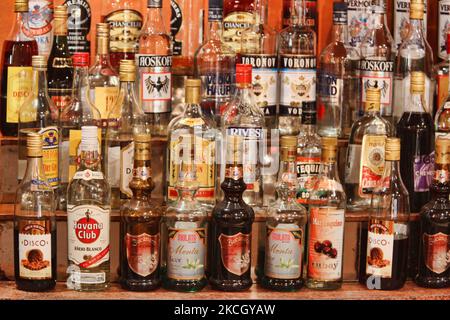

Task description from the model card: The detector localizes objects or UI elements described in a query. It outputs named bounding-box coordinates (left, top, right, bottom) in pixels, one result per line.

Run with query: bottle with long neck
left=66, top=126, right=111, bottom=292
left=278, top=0, right=317, bottom=136
left=438, top=0, right=450, bottom=63
left=436, top=30, right=450, bottom=140
left=435, top=29, right=450, bottom=120
left=47, top=5, right=74, bottom=122
left=120, top=133, right=162, bottom=291
left=0, top=0, right=38, bottom=136
left=397, top=71, right=434, bottom=213
left=14, top=132, right=56, bottom=292
left=18, top=55, right=59, bottom=194
left=393, top=0, right=428, bottom=50
left=64, top=0, right=91, bottom=54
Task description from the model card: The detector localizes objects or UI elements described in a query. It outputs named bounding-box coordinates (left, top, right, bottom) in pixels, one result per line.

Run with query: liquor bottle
left=136, top=0, right=172, bottom=138
left=67, top=126, right=111, bottom=292
left=14, top=132, right=56, bottom=292
left=106, top=60, right=149, bottom=210
left=394, top=0, right=435, bottom=124
left=360, top=138, right=410, bottom=290
left=223, top=0, right=255, bottom=54
left=164, top=156, right=208, bottom=292
left=436, top=32, right=450, bottom=140
left=415, top=137, right=450, bottom=288
left=397, top=71, right=434, bottom=213
left=435, top=30, right=450, bottom=118
left=306, top=137, right=346, bottom=290
left=317, top=2, right=360, bottom=138
left=194, top=0, right=236, bottom=125
left=18, top=55, right=59, bottom=194
left=102, top=0, right=143, bottom=70
left=393, top=0, right=428, bottom=50
left=240, top=0, right=278, bottom=130
left=23, top=0, right=54, bottom=58
left=260, top=136, right=307, bottom=291
left=222, top=64, right=265, bottom=208
left=278, top=0, right=317, bottom=136
left=360, top=1, right=395, bottom=118
left=120, top=133, right=162, bottom=291
left=47, top=5, right=74, bottom=121
left=88, top=23, right=120, bottom=131
left=0, top=0, right=38, bottom=137
left=283, top=0, right=317, bottom=31
left=345, top=0, right=374, bottom=49
left=296, top=101, right=321, bottom=206
left=166, top=79, right=216, bottom=208
left=64, top=0, right=91, bottom=54
left=345, top=88, right=394, bottom=211
left=438, top=0, right=450, bottom=62
left=209, top=135, right=255, bottom=291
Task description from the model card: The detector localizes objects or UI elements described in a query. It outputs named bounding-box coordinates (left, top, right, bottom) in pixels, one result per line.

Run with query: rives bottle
left=14, top=132, right=56, bottom=292
left=64, top=0, right=91, bottom=54
left=23, top=0, right=54, bottom=58
left=222, top=0, right=255, bottom=54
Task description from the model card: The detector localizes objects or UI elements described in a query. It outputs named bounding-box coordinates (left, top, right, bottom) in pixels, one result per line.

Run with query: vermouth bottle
left=14, top=132, right=56, bottom=292
left=67, top=126, right=111, bottom=292
left=416, top=137, right=450, bottom=288
left=306, top=137, right=346, bottom=290
left=345, top=87, right=394, bottom=212
left=209, top=135, right=255, bottom=291
left=436, top=32, right=450, bottom=140
left=260, top=136, right=307, bottom=291
left=393, top=0, right=428, bottom=50
left=278, top=0, right=317, bottom=136
left=222, top=0, right=255, bottom=54
left=136, top=0, right=172, bottom=138
left=64, top=0, right=91, bottom=54
left=120, top=133, right=162, bottom=291
left=345, top=0, right=374, bottom=49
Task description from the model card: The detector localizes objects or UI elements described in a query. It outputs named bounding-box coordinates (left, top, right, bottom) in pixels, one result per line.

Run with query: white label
left=366, top=220, right=395, bottom=278
left=23, top=0, right=54, bottom=57
left=70, top=271, right=106, bottom=284
left=394, top=0, right=428, bottom=50
left=344, top=144, right=362, bottom=184
left=439, top=0, right=450, bottom=60
left=346, top=0, right=372, bottom=48
left=73, top=169, right=104, bottom=181
left=120, top=142, right=134, bottom=198
left=107, top=146, right=120, bottom=187
left=19, top=233, right=52, bottom=279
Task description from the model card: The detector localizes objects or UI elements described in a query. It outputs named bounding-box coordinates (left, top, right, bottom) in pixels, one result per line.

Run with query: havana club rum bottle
left=209, top=135, right=255, bottom=291
left=64, top=0, right=91, bottom=54
left=14, top=132, right=56, bottom=292
left=223, top=0, right=255, bottom=54
left=120, top=133, right=162, bottom=291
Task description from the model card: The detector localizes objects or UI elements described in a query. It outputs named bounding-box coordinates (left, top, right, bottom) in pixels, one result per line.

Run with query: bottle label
left=68, top=128, right=102, bottom=182
left=6, top=67, right=33, bottom=123
left=366, top=219, right=394, bottom=278
left=73, top=169, right=104, bottom=181
left=413, top=152, right=434, bottom=192
left=136, top=54, right=172, bottom=113
left=170, top=0, right=183, bottom=56
left=67, top=205, right=110, bottom=270
left=219, top=232, right=251, bottom=276
left=296, top=156, right=321, bottom=204
left=125, top=232, right=159, bottom=277
left=346, top=0, right=372, bottom=48
left=49, top=90, right=72, bottom=121
left=40, top=126, right=59, bottom=188
left=264, top=224, right=302, bottom=279
left=106, top=9, right=143, bottom=54
left=202, top=73, right=233, bottom=99
left=167, top=227, right=206, bottom=280
left=438, top=73, right=449, bottom=112
left=307, top=207, right=345, bottom=281
left=344, top=144, right=362, bottom=184
left=94, top=87, right=120, bottom=122
left=23, top=0, right=54, bottom=57
left=64, top=0, right=91, bottom=54
left=223, top=11, right=255, bottom=52
left=318, top=72, right=342, bottom=106
left=423, top=232, right=450, bottom=274
left=360, top=59, right=394, bottom=116
left=439, top=1, right=450, bottom=60
left=359, top=135, right=386, bottom=196
left=394, top=0, right=427, bottom=50
left=240, top=55, right=278, bottom=117
left=120, top=141, right=134, bottom=198
left=279, top=55, right=317, bottom=117
left=18, top=220, right=52, bottom=280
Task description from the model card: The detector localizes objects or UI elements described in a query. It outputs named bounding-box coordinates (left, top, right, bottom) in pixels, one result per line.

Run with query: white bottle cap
left=81, top=126, right=99, bottom=151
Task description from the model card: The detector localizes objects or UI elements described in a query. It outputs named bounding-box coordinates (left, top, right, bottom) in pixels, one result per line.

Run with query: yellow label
left=40, top=126, right=59, bottom=188
left=223, top=11, right=255, bottom=52
left=68, top=128, right=102, bottom=182
left=359, top=135, right=386, bottom=196
left=178, top=118, right=205, bottom=127
left=6, top=67, right=33, bottom=123
left=94, top=87, right=120, bottom=119
left=106, top=9, right=143, bottom=53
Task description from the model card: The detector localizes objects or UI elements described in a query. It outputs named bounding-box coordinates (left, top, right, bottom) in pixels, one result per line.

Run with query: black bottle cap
left=301, top=102, right=317, bottom=125
left=333, top=2, right=348, bottom=25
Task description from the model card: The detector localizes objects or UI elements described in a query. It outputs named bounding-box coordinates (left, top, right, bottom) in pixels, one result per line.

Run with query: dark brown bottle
left=209, top=135, right=255, bottom=291
left=416, top=137, right=450, bottom=288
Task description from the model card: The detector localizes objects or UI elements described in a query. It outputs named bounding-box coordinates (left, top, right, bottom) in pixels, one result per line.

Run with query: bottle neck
left=183, top=102, right=203, bottom=118
left=408, top=91, right=427, bottom=113
left=277, top=155, right=298, bottom=201
left=292, top=0, right=307, bottom=27
left=409, top=18, right=425, bottom=40
left=33, top=68, right=49, bottom=97
left=79, top=149, right=101, bottom=172
left=321, top=160, right=339, bottom=183
left=332, top=23, right=348, bottom=44
left=174, top=186, right=198, bottom=209
left=23, top=155, right=46, bottom=183
left=73, top=66, right=89, bottom=96
left=144, top=7, right=166, bottom=33
left=10, top=12, right=30, bottom=41
left=208, top=20, right=224, bottom=41
left=130, top=159, right=153, bottom=199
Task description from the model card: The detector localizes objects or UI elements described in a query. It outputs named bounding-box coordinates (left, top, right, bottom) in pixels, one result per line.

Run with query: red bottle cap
left=73, top=52, right=90, bottom=67
left=236, top=64, right=252, bottom=85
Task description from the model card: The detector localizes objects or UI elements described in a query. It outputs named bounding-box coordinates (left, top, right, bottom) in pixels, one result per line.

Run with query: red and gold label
left=366, top=219, right=394, bottom=278
left=296, top=156, right=321, bottom=204
left=40, top=126, right=59, bottom=188
left=359, top=135, right=386, bottom=197
left=219, top=232, right=251, bottom=276
left=125, top=233, right=160, bottom=277
left=423, top=232, right=450, bottom=274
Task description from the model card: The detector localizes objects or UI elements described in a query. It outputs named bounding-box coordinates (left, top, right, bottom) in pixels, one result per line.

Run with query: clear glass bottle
left=435, top=29, right=450, bottom=119
left=346, top=0, right=373, bottom=49
left=14, top=132, right=56, bottom=292
left=306, top=137, right=346, bottom=290
left=66, top=126, right=111, bottom=292
left=260, top=135, right=307, bottom=291
left=393, top=0, right=428, bottom=51
left=120, top=133, right=162, bottom=291
left=436, top=30, right=450, bottom=140
left=317, top=2, right=360, bottom=138
left=345, top=87, right=394, bottom=212
left=278, top=0, right=317, bottom=136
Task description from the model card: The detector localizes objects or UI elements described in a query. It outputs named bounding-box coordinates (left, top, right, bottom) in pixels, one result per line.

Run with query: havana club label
left=106, top=9, right=143, bottom=53
left=296, top=156, right=321, bottom=204
left=219, top=232, right=251, bottom=276
left=125, top=232, right=159, bottom=277
left=423, top=232, right=450, bottom=274
left=413, top=152, right=434, bottom=192
left=23, top=0, right=54, bottom=57
left=40, top=126, right=59, bottom=188
left=359, top=135, right=386, bottom=196
left=6, top=66, right=33, bottom=123
left=65, top=0, right=91, bottom=54
left=223, top=11, right=255, bottom=52
left=439, top=1, right=450, bottom=60
left=393, top=0, right=427, bottom=50
left=366, top=219, right=394, bottom=278
left=264, top=224, right=302, bottom=280
left=346, top=0, right=374, bottom=48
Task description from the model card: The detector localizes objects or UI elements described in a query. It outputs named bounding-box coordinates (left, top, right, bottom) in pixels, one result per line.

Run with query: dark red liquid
left=0, top=40, right=38, bottom=136
left=110, top=52, right=136, bottom=72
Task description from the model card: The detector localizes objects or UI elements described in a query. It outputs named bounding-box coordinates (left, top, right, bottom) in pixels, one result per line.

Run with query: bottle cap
left=73, top=52, right=90, bottom=67
left=365, top=87, right=381, bottom=112
left=32, top=55, right=47, bottom=70
left=321, top=136, right=338, bottom=164
left=148, top=0, right=163, bottom=8
left=281, top=136, right=297, bottom=162
left=120, top=60, right=136, bottom=82
left=53, top=5, right=68, bottom=36
left=185, top=79, right=201, bottom=104
left=134, top=133, right=152, bottom=161
left=411, top=71, right=425, bottom=94
left=80, top=126, right=99, bottom=151
left=410, top=0, right=424, bottom=20
left=54, top=5, right=68, bottom=19
left=385, top=137, right=400, bottom=161
left=14, top=0, right=28, bottom=12
left=435, top=138, right=450, bottom=165
left=281, top=136, right=297, bottom=148
left=27, top=132, right=43, bottom=157
left=96, top=23, right=109, bottom=38
left=236, top=64, right=252, bottom=85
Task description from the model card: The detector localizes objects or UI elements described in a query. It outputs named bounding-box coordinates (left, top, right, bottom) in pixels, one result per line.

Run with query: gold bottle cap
left=54, top=5, right=68, bottom=19
left=119, top=60, right=136, bottom=82
left=15, top=0, right=28, bottom=12
left=134, top=133, right=152, bottom=143
left=321, top=136, right=338, bottom=163
left=134, top=133, right=152, bottom=161
left=410, top=0, right=424, bottom=20
left=411, top=71, right=425, bottom=94
left=435, top=138, right=450, bottom=165
left=27, top=132, right=43, bottom=157
left=385, top=137, right=401, bottom=161
left=96, top=23, right=110, bottom=37
left=32, top=55, right=47, bottom=70
left=281, top=135, right=298, bottom=148
left=53, top=5, right=68, bottom=36
left=281, top=136, right=297, bottom=162
left=365, top=87, right=381, bottom=112
left=185, top=79, right=201, bottom=105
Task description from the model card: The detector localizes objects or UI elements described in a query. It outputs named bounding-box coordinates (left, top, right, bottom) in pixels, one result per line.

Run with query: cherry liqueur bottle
left=0, top=0, right=38, bottom=137
left=66, top=126, right=111, bottom=292
left=415, top=137, right=450, bottom=288
left=47, top=5, right=74, bottom=122
left=209, top=135, right=255, bottom=291
left=120, top=133, right=162, bottom=291
left=64, top=0, right=91, bottom=54
left=306, top=137, right=346, bottom=290
left=14, top=132, right=56, bottom=292
left=260, top=136, right=307, bottom=291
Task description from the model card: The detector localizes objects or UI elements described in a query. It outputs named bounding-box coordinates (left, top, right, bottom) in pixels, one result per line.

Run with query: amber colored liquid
left=110, top=52, right=136, bottom=72
left=0, top=40, right=38, bottom=136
